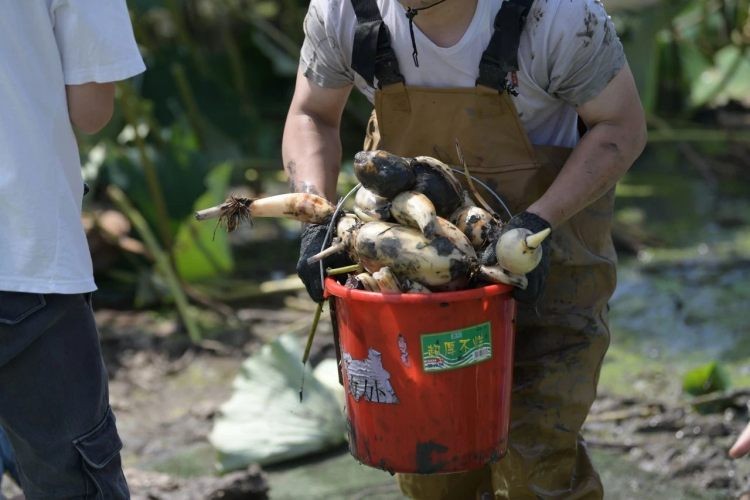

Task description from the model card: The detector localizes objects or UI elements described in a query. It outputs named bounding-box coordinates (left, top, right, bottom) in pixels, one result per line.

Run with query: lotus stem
left=327, top=264, right=363, bottom=276
left=194, top=205, right=227, bottom=221
left=479, top=265, right=528, bottom=290
left=300, top=300, right=325, bottom=402
left=307, top=240, right=347, bottom=264
left=302, top=301, right=324, bottom=365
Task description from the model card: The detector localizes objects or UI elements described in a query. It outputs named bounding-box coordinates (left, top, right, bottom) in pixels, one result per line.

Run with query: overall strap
left=351, top=0, right=405, bottom=88
left=477, top=0, right=534, bottom=93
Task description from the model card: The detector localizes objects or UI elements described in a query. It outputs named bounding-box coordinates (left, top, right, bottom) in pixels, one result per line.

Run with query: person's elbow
left=69, top=106, right=114, bottom=134
left=66, top=83, right=116, bottom=135
left=613, top=92, right=648, bottom=165
left=609, top=113, right=647, bottom=178
left=579, top=64, right=649, bottom=167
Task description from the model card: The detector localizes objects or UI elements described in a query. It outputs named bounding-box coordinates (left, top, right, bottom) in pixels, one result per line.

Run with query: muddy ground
left=4, top=295, right=748, bottom=500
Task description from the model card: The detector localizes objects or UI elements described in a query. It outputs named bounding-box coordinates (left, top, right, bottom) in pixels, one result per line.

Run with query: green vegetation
left=79, top=0, right=750, bottom=341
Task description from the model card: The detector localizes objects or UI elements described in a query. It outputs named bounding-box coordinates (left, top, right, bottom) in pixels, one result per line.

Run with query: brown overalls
left=350, top=0, right=617, bottom=497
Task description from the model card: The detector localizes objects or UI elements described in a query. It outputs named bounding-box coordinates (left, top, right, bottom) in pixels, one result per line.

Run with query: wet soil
left=4, top=293, right=747, bottom=499
left=110, top=299, right=750, bottom=499
left=585, top=393, right=750, bottom=497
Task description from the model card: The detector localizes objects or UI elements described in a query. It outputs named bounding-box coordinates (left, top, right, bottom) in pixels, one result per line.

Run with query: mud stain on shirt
left=531, top=6, right=544, bottom=24
left=578, top=4, right=600, bottom=48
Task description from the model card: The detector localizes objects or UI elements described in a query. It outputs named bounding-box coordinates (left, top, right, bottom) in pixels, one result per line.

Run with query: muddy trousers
left=0, top=292, right=129, bottom=499
left=398, top=306, right=610, bottom=500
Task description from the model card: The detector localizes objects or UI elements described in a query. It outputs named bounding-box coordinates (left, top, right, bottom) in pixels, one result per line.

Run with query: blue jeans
left=0, top=292, right=129, bottom=499
left=0, top=425, right=19, bottom=496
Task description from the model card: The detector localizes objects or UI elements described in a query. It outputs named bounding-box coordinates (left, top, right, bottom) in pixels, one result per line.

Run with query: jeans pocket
left=0, top=292, right=46, bottom=325
left=72, top=408, right=129, bottom=500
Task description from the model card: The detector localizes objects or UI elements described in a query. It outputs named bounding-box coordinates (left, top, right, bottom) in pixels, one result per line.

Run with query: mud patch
left=578, top=4, right=600, bottom=48
left=531, top=6, right=543, bottom=24
left=415, top=441, right=449, bottom=474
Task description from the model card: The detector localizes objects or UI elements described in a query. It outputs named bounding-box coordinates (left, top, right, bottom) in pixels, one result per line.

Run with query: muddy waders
left=349, top=0, right=617, bottom=497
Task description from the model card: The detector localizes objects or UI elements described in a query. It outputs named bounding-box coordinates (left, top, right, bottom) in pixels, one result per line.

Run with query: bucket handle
left=450, top=167, right=513, bottom=221
left=319, top=183, right=361, bottom=291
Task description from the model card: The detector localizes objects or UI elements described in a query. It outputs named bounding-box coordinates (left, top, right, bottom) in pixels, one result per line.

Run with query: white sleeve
left=299, top=0, right=355, bottom=88
left=544, top=0, right=626, bottom=107
left=51, top=0, right=146, bottom=85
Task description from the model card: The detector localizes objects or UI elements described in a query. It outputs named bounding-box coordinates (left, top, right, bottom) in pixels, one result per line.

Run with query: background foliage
left=80, top=0, right=750, bottom=329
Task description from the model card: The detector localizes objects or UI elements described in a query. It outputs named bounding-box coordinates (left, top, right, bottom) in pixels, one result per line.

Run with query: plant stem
left=299, top=300, right=325, bottom=401
left=327, top=264, right=363, bottom=276
left=164, top=0, right=209, bottom=76
left=195, top=205, right=226, bottom=221
left=220, top=18, right=256, bottom=120
left=302, top=301, right=325, bottom=365
left=171, top=63, right=206, bottom=148
left=108, top=185, right=202, bottom=342
left=119, top=85, right=175, bottom=253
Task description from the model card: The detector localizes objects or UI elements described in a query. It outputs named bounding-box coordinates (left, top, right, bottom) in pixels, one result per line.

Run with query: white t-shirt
left=300, top=0, right=625, bottom=147
left=0, top=0, right=145, bottom=294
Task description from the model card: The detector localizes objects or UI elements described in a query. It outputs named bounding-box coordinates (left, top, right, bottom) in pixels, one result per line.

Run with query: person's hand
left=481, top=211, right=551, bottom=305
left=730, top=421, right=750, bottom=459
left=296, top=220, right=352, bottom=302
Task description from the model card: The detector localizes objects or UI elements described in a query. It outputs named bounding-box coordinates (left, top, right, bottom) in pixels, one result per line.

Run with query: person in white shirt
left=0, top=1, right=144, bottom=497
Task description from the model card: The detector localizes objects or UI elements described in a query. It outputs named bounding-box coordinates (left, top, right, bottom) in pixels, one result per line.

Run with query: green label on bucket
left=420, top=322, right=492, bottom=373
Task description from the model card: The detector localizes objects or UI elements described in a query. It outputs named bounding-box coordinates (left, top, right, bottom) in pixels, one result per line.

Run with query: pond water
left=602, top=145, right=750, bottom=399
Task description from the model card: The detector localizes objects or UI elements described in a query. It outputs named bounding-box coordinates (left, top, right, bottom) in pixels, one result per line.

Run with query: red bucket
left=324, top=278, right=516, bottom=474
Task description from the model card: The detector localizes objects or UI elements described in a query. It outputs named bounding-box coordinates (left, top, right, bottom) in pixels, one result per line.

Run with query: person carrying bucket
left=286, top=0, right=647, bottom=497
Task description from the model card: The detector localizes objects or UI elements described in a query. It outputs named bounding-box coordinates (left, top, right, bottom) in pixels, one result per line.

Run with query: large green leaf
left=209, top=334, right=346, bottom=472
left=690, top=44, right=750, bottom=108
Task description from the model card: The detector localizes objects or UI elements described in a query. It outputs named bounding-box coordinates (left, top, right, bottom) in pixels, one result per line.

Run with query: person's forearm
left=527, top=121, right=647, bottom=228
left=282, top=112, right=342, bottom=202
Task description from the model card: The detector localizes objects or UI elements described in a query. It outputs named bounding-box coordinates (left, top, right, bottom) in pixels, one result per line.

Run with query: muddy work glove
left=296, top=219, right=352, bottom=303
left=482, top=211, right=552, bottom=305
